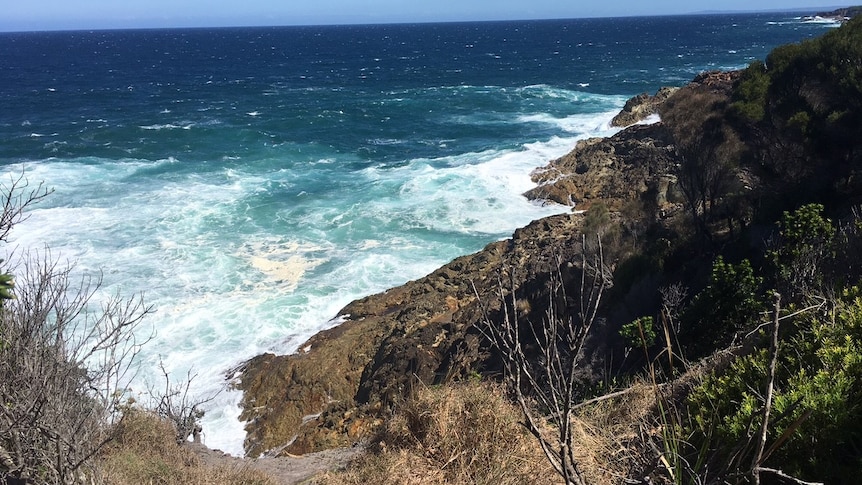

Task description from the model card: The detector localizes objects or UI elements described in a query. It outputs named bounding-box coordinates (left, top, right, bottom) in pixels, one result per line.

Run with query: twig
left=754, top=467, right=823, bottom=485
left=744, top=297, right=826, bottom=340
left=475, top=237, right=610, bottom=485
left=751, top=292, right=781, bottom=484
left=571, top=386, right=649, bottom=412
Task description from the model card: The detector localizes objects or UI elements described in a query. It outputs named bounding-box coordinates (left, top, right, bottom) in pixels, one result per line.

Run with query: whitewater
left=0, top=14, right=836, bottom=455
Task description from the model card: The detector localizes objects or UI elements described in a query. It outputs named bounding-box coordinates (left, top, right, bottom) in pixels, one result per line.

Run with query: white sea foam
left=517, top=84, right=590, bottom=101
left=240, top=241, right=326, bottom=292
left=636, top=113, right=661, bottom=125
left=5, top=160, right=429, bottom=455
left=518, top=109, right=622, bottom=135
left=769, top=18, right=842, bottom=27
left=800, top=16, right=844, bottom=27
left=139, top=123, right=194, bottom=130
left=364, top=110, right=621, bottom=236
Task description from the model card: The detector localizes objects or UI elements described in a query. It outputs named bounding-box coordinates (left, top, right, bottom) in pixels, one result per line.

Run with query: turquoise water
left=0, top=14, right=837, bottom=454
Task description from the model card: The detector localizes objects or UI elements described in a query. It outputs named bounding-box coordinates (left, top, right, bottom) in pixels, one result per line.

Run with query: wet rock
left=524, top=123, right=679, bottom=213
left=610, top=87, right=678, bottom=127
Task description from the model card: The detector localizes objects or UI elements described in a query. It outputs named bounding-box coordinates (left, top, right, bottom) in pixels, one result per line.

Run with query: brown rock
left=524, top=123, right=679, bottom=213
left=237, top=77, right=717, bottom=459
left=610, top=86, right=678, bottom=127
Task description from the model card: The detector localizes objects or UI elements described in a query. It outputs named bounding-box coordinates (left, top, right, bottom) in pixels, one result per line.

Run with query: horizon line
left=0, top=6, right=837, bottom=35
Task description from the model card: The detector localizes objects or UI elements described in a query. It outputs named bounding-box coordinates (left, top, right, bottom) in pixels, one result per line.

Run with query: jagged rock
left=524, top=123, right=680, bottom=213
left=610, top=87, right=678, bottom=127
left=687, top=70, right=739, bottom=95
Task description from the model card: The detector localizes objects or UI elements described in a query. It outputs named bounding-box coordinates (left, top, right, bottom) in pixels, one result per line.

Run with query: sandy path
left=189, top=443, right=362, bottom=484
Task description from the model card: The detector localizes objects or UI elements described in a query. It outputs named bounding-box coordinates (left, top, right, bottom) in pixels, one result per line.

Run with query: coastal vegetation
left=316, top=381, right=559, bottom=485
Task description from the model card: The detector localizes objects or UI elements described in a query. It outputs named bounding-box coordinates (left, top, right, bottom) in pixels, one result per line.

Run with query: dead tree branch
left=146, top=361, right=218, bottom=444
left=476, top=234, right=612, bottom=485
left=1, top=249, right=152, bottom=482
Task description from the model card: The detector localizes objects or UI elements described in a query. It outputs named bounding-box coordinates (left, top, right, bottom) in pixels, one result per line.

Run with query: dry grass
left=98, top=407, right=276, bottom=485
left=313, top=379, right=672, bottom=485
left=315, top=380, right=561, bottom=485
left=570, top=381, right=658, bottom=483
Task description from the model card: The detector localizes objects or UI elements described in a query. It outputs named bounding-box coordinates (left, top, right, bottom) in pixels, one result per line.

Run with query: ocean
left=0, top=13, right=837, bottom=455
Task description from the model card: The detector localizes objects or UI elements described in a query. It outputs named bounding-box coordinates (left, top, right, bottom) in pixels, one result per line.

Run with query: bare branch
left=751, top=293, right=781, bottom=484
left=146, top=360, right=219, bottom=444
left=755, top=467, right=824, bottom=485
left=0, top=169, right=52, bottom=244
left=0, top=247, right=152, bottom=483
left=476, top=234, right=612, bottom=485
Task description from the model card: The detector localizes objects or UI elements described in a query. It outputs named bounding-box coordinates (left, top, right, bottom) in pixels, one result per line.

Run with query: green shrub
left=731, top=60, right=769, bottom=122
left=685, top=287, right=862, bottom=483
left=768, top=203, right=835, bottom=298
left=682, top=257, right=765, bottom=355
left=620, top=316, right=657, bottom=351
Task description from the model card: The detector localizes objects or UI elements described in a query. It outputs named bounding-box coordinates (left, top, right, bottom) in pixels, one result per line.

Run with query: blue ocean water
left=0, top=14, right=836, bottom=454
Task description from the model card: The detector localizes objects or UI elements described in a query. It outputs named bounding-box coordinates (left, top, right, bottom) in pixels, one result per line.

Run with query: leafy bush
left=620, top=316, right=657, bottom=351
left=685, top=288, right=862, bottom=483
left=682, top=257, right=765, bottom=356
left=768, top=203, right=835, bottom=298
left=677, top=205, right=862, bottom=483
left=731, top=60, right=769, bottom=122
left=732, top=16, right=862, bottom=181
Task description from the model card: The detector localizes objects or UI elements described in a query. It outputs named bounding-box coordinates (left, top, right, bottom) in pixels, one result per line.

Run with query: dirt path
left=189, top=443, right=362, bottom=484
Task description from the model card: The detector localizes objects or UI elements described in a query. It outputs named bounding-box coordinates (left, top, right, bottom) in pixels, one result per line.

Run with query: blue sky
left=0, top=1, right=849, bottom=32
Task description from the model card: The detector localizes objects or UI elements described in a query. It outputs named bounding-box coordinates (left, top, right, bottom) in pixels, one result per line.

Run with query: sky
left=0, top=1, right=850, bottom=32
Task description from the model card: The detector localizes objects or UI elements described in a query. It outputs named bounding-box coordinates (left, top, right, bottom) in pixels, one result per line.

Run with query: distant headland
left=802, top=5, right=862, bottom=22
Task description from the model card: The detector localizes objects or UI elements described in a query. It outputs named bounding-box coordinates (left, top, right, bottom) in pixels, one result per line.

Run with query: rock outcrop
left=803, top=6, right=862, bottom=22
left=610, top=87, right=678, bottom=127
left=524, top=123, right=680, bottom=213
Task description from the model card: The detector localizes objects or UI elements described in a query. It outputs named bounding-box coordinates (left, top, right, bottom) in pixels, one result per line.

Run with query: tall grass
left=99, top=408, right=275, bottom=485
left=315, top=381, right=559, bottom=485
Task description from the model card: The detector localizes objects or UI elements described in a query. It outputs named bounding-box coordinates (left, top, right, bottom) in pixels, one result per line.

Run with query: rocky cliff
left=524, top=123, right=679, bottom=212
left=237, top=79, right=700, bottom=458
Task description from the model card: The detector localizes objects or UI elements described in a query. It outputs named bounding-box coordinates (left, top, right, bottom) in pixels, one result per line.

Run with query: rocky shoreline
left=235, top=75, right=731, bottom=458
left=801, top=6, right=862, bottom=23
